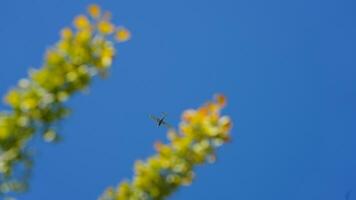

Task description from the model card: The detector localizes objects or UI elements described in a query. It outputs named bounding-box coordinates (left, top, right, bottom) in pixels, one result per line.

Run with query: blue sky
left=0, top=0, right=356, bottom=199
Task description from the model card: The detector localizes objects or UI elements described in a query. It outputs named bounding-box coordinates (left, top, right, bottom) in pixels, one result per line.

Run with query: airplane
left=149, top=113, right=172, bottom=128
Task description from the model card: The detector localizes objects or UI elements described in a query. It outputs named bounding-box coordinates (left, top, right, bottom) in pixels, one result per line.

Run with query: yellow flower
left=215, top=94, right=226, bottom=107
left=98, top=21, right=114, bottom=35
left=0, top=117, right=11, bottom=140
left=219, top=116, right=232, bottom=132
left=101, top=55, right=112, bottom=68
left=154, top=141, right=164, bottom=151
left=17, top=116, right=29, bottom=127
left=31, top=69, right=48, bottom=86
left=75, top=30, right=92, bottom=43
left=74, top=15, right=90, bottom=29
left=182, top=109, right=196, bottom=122
left=46, top=50, right=62, bottom=65
left=5, top=90, right=21, bottom=107
left=58, top=40, right=70, bottom=52
left=57, top=91, right=69, bottom=102
left=102, top=46, right=115, bottom=58
left=66, top=71, right=78, bottom=82
left=60, top=27, right=72, bottom=39
left=0, top=125, right=9, bottom=139
left=43, top=130, right=57, bottom=142
left=21, top=97, right=38, bottom=110
left=88, top=4, right=101, bottom=18
left=115, top=27, right=131, bottom=42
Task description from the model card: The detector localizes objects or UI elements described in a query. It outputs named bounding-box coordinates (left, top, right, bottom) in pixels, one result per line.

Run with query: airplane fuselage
left=158, top=119, right=164, bottom=126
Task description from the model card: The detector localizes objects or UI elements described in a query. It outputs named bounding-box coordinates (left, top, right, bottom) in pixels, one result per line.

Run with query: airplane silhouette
left=149, top=113, right=172, bottom=128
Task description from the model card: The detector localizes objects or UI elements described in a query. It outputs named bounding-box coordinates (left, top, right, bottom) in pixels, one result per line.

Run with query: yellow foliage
left=99, top=95, right=232, bottom=200
left=0, top=5, right=129, bottom=195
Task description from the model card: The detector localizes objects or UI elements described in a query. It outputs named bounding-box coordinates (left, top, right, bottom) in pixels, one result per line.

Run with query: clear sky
left=0, top=0, right=356, bottom=199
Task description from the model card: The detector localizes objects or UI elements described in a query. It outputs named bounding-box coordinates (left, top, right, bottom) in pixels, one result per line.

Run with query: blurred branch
left=100, top=95, right=232, bottom=200
left=0, top=4, right=129, bottom=196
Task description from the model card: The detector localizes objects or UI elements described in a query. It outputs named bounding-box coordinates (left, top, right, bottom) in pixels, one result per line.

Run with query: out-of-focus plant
left=100, top=95, right=232, bottom=200
left=0, top=4, right=232, bottom=200
left=0, top=4, right=130, bottom=195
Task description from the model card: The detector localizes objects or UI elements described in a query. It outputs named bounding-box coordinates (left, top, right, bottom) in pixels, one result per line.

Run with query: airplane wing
left=161, top=121, right=173, bottom=129
left=149, top=115, right=160, bottom=123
